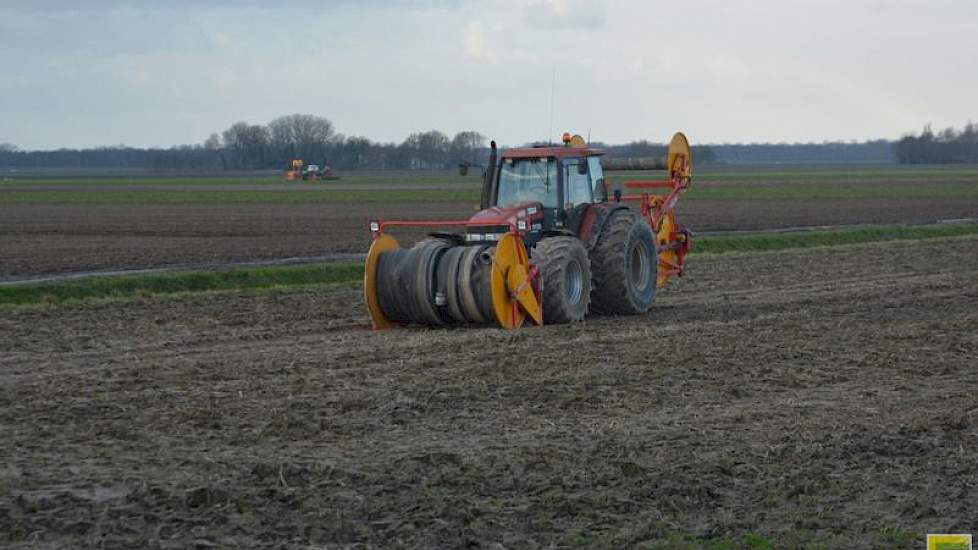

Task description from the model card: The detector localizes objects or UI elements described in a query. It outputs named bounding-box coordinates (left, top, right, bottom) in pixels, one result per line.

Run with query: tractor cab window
left=563, top=158, right=592, bottom=207
left=588, top=156, right=607, bottom=202
left=496, top=157, right=558, bottom=208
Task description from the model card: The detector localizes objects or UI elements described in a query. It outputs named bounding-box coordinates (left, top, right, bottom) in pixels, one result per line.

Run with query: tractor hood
left=466, top=202, right=544, bottom=232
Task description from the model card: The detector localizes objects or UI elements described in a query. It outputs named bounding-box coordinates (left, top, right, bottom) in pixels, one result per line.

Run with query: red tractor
left=364, top=132, right=693, bottom=329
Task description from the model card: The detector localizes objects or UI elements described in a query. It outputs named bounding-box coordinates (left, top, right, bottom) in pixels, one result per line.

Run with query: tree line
left=707, top=140, right=896, bottom=164
left=207, top=114, right=492, bottom=170
left=4, top=115, right=975, bottom=170
left=0, top=115, right=718, bottom=171
left=0, top=115, right=494, bottom=172
left=895, top=122, right=978, bottom=164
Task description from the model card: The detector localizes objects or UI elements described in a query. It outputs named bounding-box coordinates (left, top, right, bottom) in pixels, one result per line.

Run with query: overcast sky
left=1, top=0, right=976, bottom=149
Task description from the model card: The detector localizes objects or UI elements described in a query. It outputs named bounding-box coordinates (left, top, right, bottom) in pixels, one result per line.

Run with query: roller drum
left=373, top=240, right=497, bottom=326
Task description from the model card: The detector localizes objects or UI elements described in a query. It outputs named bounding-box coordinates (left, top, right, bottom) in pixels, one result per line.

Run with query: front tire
left=590, top=210, right=658, bottom=315
left=532, top=237, right=591, bottom=324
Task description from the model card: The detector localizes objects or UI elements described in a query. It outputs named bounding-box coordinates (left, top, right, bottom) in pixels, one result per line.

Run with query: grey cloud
left=0, top=8, right=214, bottom=55
left=0, top=0, right=463, bottom=54
left=2, top=0, right=977, bottom=149
left=524, top=0, right=606, bottom=30
left=2, top=0, right=460, bottom=12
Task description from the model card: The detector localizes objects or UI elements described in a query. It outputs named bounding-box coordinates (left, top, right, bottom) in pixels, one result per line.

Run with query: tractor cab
left=467, top=134, right=608, bottom=245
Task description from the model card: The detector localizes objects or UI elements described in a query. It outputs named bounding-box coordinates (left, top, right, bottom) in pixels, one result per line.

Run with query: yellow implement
left=364, top=232, right=542, bottom=330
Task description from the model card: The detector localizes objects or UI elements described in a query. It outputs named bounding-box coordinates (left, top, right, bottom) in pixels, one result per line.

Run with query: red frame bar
left=370, top=156, right=694, bottom=288
left=616, top=165, right=693, bottom=284
left=373, top=219, right=519, bottom=237
left=619, top=178, right=689, bottom=231
left=623, top=179, right=674, bottom=189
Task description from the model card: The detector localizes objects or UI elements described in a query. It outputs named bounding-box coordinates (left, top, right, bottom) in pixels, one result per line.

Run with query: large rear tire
left=532, top=237, right=591, bottom=324
left=589, top=210, right=658, bottom=315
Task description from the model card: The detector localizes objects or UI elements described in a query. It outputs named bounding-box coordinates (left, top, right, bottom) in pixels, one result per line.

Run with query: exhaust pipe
left=480, top=140, right=497, bottom=210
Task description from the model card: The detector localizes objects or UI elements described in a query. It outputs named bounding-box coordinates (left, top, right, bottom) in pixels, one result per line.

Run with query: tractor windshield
left=496, top=157, right=557, bottom=208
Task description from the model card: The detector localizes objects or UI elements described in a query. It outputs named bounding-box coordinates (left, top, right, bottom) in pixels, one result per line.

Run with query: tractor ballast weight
left=364, top=132, right=693, bottom=329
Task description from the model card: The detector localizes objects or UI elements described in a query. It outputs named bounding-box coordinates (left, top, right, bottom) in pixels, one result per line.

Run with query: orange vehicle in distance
left=285, top=159, right=339, bottom=181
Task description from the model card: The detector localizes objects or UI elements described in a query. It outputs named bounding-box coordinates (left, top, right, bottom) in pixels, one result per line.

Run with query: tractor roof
left=501, top=146, right=606, bottom=160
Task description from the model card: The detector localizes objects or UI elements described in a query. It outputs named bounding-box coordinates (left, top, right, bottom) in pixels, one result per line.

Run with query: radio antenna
left=548, top=67, right=556, bottom=145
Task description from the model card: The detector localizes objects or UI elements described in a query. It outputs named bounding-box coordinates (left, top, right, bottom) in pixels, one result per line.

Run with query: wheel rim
left=629, top=242, right=651, bottom=292
left=565, top=258, right=584, bottom=305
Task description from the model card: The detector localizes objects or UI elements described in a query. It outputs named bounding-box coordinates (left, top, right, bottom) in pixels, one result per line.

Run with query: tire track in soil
left=1, top=237, right=977, bottom=548
left=3, top=194, right=977, bottom=279
left=3, top=218, right=976, bottom=286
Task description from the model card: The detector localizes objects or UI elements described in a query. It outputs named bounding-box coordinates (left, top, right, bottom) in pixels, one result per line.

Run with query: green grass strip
left=4, top=182, right=977, bottom=204
left=693, top=166, right=978, bottom=182
left=680, top=182, right=978, bottom=200
left=0, top=189, right=482, bottom=205
left=7, top=174, right=482, bottom=187
left=607, top=180, right=978, bottom=200
left=0, top=263, right=362, bottom=307
left=697, top=223, right=978, bottom=254
left=2, top=224, right=976, bottom=308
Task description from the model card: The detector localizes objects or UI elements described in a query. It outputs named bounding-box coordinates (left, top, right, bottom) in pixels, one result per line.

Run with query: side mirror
left=458, top=163, right=469, bottom=177
left=595, top=178, right=608, bottom=201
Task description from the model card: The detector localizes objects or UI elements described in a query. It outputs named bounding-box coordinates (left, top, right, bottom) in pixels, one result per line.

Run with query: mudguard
left=576, top=203, right=631, bottom=251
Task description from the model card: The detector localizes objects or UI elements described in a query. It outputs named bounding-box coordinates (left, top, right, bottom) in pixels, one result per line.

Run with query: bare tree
left=419, top=130, right=449, bottom=168
left=401, top=130, right=450, bottom=169
left=222, top=122, right=269, bottom=168
left=450, top=131, right=486, bottom=164
left=333, top=136, right=375, bottom=169
left=938, top=126, right=958, bottom=142
left=963, top=121, right=977, bottom=142
left=203, top=133, right=222, bottom=150
left=268, top=114, right=337, bottom=164
left=203, top=133, right=226, bottom=169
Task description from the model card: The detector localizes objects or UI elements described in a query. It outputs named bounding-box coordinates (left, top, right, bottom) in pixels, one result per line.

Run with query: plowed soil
left=3, top=196, right=977, bottom=279
left=3, top=236, right=977, bottom=548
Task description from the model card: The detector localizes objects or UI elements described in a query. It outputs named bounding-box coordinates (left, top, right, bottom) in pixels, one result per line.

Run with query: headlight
left=517, top=220, right=528, bottom=231
left=369, top=221, right=380, bottom=232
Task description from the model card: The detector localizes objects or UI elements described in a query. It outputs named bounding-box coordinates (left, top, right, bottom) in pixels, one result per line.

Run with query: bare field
left=2, top=167, right=978, bottom=547
left=2, top=237, right=977, bottom=548
left=3, top=178, right=977, bottom=278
